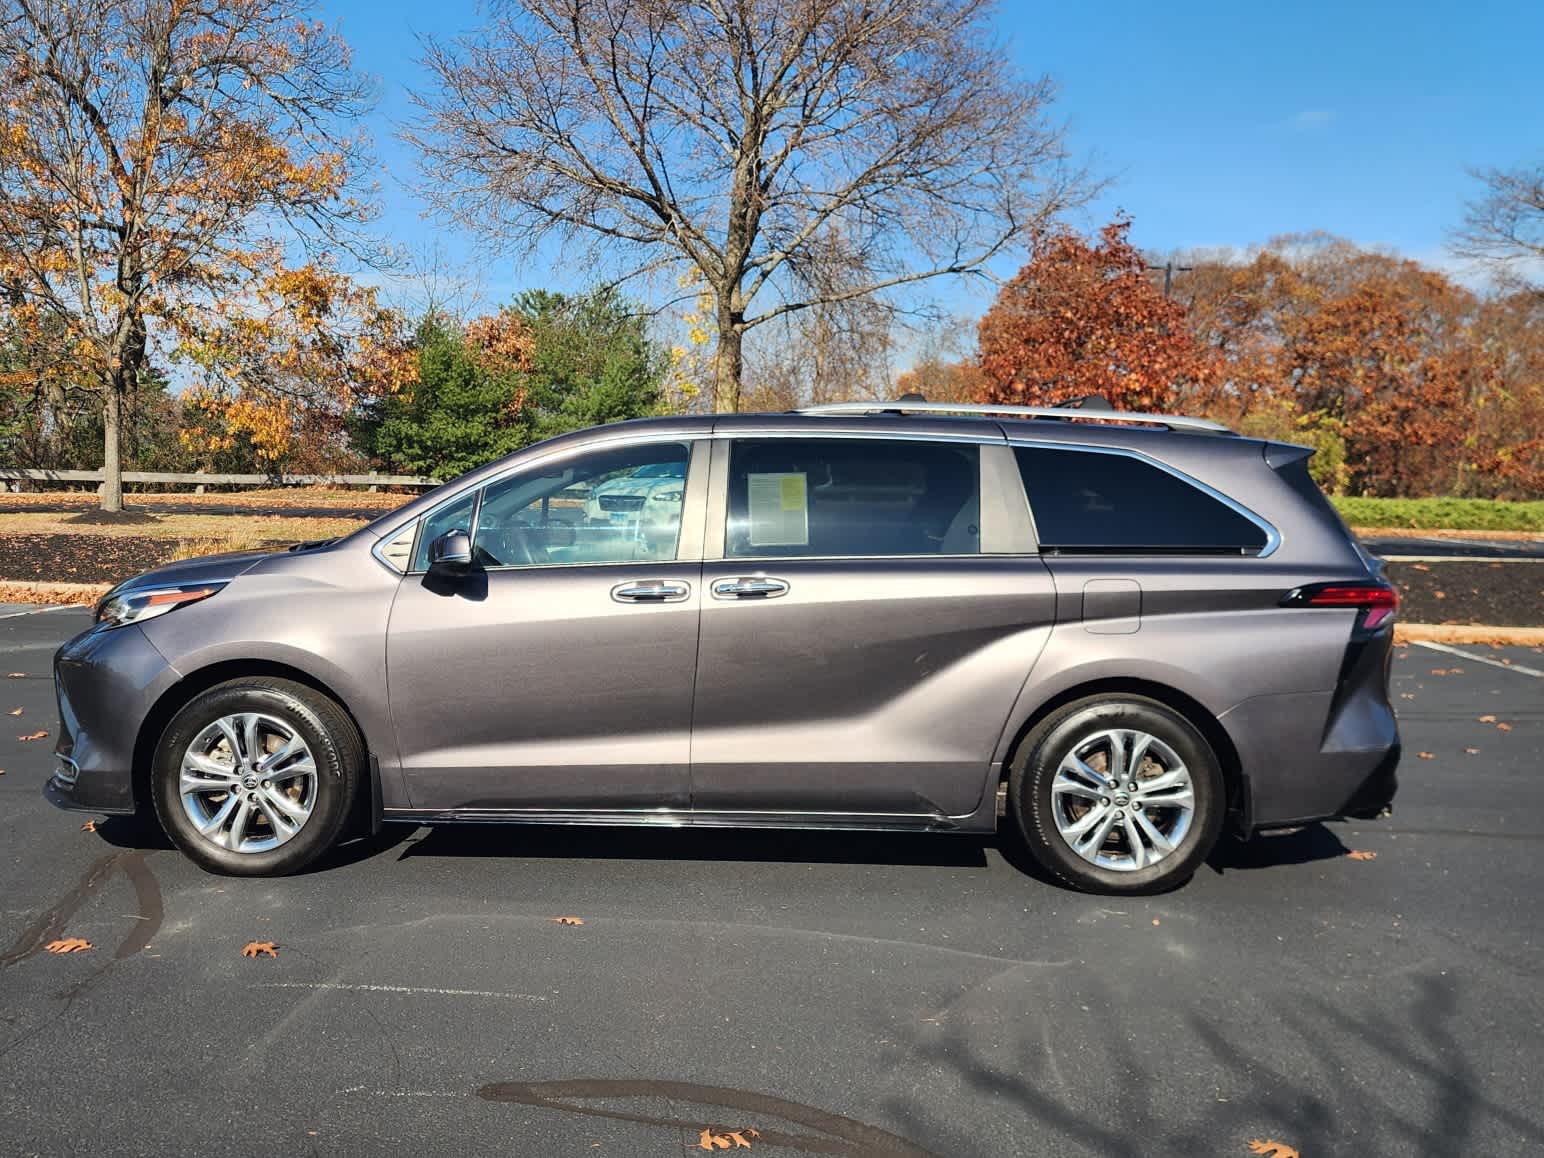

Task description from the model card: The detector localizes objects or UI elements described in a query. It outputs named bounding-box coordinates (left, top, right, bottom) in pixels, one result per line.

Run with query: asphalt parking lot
left=1, top=608, right=1540, bottom=1158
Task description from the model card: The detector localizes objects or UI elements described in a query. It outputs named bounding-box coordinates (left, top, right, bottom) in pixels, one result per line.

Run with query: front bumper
left=45, top=621, right=179, bottom=816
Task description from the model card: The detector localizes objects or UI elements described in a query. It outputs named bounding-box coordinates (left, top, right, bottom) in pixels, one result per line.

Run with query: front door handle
left=611, top=579, right=691, bottom=604
left=711, top=576, right=790, bottom=599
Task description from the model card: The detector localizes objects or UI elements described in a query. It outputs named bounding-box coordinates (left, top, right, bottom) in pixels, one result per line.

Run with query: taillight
left=1280, top=581, right=1398, bottom=631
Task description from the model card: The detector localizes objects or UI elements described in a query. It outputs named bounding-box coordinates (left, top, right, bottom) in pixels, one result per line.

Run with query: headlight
left=650, top=489, right=683, bottom=503
left=95, top=583, right=225, bottom=629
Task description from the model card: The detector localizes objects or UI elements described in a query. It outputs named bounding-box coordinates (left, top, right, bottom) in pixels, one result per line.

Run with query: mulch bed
left=1383, top=560, right=1543, bottom=628
left=0, top=534, right=287, bottom=585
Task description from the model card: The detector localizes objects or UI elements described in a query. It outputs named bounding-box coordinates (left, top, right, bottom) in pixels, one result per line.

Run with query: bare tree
left=1452, top=163, right=1544, bottom=289
left=410, top=0, right=1083, bottom=412
left=0, top=0, right=375, bottom=509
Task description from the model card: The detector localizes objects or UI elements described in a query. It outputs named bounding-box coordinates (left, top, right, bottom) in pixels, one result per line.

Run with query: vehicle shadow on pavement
left=1205, top=822, right=1350, bottom=874
left=90, top=813, right=417, bottom=872
left=396, top=823, right=998, bottom=870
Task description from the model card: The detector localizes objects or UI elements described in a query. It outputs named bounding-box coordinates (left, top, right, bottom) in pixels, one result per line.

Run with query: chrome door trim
left=611, top=579, right=692, bottom=603
left=710, top=576, right=790, bottom=599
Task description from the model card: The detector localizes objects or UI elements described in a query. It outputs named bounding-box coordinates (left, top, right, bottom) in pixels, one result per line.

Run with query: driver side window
left=469, top=441, right=690, bottom=568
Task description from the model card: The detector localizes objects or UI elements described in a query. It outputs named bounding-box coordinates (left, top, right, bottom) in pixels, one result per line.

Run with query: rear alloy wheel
left=1010, top=695, right=1224, bottom=893
left=152, top=677, right=362, bottom=876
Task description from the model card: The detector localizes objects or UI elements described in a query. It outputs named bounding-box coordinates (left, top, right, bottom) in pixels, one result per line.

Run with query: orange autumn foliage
left=977, top=218, right=1214, bottom=413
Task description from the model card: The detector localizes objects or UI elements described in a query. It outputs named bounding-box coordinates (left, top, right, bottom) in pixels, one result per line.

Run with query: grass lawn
left=1332, top=496, right=1544, bottom=533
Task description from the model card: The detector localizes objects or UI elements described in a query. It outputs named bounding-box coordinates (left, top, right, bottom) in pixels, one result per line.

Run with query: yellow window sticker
left=748, top=472, right=809, bottom=546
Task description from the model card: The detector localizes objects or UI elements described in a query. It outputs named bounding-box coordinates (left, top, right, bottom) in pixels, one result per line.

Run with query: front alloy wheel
left=177, top=712, right=318, bottom=853
left=152, top=677, right=362, bottom=876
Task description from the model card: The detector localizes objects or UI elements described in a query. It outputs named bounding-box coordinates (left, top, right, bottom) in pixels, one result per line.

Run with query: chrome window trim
left=380, top=434, right=701, bottom=576
left=369, top=427, right=1008, bottom=575
left=712, top=433, right=1001, bottom=563
left=1007, top=439, right=1281, bottom=558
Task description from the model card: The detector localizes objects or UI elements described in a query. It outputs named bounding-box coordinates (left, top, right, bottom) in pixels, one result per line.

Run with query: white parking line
left=1413, top=640, right=1544, bottom=678
left=255, top=981, right=547, bottom=1001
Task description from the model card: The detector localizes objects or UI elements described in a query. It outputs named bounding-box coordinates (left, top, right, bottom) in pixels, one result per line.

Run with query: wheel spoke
left=1066, top=755, right=1112, bottom=792
left=260, top=785, right=310, bottom=829
left=1137, top=768, right=1189, bottom=795
left=254, top=788, right=305, bottom=840
left=1106, top=731, right=1129, bottom=778
left=1052, top=765, right=1106, bottom=803
left=1126, top=732, right=1155, bottom=779
left=241, top=714, right=262, bottom=766
left=1122, top=813, right=1147, bottom=870
left=223, top=796, right=254, bottom=849
left=1134, top=808, right=1175, bottom=856
left=214, top=717, right=243, bottom=763
left=257, top=734, right=303, bottom=774
left=1143, top=785, right=1194, bottom=811
left=195, top=792, right=238, bottom=838
left=183, top=750, right=232, bottom=778
left=1074, top=806, right=1120, bottom=856
left=179, top=766, right=231, bottom=795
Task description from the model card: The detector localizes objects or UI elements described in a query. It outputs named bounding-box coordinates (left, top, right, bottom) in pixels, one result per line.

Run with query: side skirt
left=381, top=805, right=999, bottom=835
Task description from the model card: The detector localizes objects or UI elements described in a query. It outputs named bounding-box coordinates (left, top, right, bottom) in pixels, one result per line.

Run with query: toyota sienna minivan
left=47, top=400, right=1400, bottom=893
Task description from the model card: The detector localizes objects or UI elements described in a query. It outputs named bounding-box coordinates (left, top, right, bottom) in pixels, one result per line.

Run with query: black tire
left=151, top=677, right=363, bottom=877
left=1008, top=695, right=1224, bottom=894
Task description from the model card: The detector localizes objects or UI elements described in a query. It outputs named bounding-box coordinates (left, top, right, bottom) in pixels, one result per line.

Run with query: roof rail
left=796, top=400, right=1234, bottom=434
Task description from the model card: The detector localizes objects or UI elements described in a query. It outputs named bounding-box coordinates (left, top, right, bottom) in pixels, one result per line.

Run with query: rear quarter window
left=1014, top=446, right=1268, bottom=554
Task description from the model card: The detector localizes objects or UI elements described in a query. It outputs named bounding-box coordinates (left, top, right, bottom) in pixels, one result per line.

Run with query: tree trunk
left=713, top=308, right=743, bottom=413
left=100, top=378, right=124, bottom=512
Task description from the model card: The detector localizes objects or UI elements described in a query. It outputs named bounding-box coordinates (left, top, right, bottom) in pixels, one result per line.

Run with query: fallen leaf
left=1412, top=563, right=1430, bottom=571
left=17, top=730, right=46, bottom=741
left=1433, top=590, right=1446, bottom=599
left=1479, top=714, right=1497, bottom=722
left=1151, top=919, right=1160, bottom=926
left=1496, top=722, right=1512, bottom=732
left=0, top=769, right=6, bottom=775
left=1430, top=668, right=1450, bottom=676
left=80, top=819, right=96, bottom=832
left=1399, top=692, right=1416, bottom=699
left=698, top=1128, right=757, bottom=1151
left=241, top=941, right=278, bottom=958
left=1346, top=850, right=1377, bottom=861
left=45, top=937, right=92, bottom=954
left=1247, top=1142, right=1300, bottom=1158
left=5, top=672, right=24, bottom=678
left=8, top=707, right=21, bottom=716
left=1465, top=747, right=1480, bottom=754
left=551, top=916, right=584, bottom=926
left=1417, top=751, right=1434, bottom=760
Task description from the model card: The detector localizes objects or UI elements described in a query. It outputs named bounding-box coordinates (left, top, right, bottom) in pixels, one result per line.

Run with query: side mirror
left=428, top=528, right=473, bottom=574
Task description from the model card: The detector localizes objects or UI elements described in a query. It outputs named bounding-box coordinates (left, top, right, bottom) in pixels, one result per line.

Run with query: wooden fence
left=0, top=468, right=440, bottom=492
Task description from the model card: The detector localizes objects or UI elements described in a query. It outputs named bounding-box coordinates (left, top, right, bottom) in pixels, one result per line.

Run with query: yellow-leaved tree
left=0, top=0, right=391, bottom=508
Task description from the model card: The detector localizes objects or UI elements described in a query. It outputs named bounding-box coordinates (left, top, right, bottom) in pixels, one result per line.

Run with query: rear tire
left=1009, top=695, right=1224, bottom=894
left=151, top=677, right=362, bottom=877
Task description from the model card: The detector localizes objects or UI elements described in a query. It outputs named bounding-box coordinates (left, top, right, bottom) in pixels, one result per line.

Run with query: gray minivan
left=47, top=401, right=1400, bottom=893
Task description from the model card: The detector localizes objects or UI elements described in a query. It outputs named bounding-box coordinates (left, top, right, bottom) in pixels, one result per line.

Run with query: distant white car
left=581, top=460, right=687, bottom=529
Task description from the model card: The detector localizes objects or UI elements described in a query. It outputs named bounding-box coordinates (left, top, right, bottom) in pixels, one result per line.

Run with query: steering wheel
left=496, top=525, right=546, bottom=566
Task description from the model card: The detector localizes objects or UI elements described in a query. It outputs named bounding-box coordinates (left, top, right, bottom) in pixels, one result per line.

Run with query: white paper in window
left=747, top=472, right=809, bottom=546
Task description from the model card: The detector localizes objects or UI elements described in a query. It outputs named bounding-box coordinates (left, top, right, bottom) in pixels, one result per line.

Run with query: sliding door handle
left=711, top=576, right=789, bottom=599
left=611, top=579, right=691, bottom=603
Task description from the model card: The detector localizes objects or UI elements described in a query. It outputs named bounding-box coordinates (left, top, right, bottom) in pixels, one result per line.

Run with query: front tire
left=1009, top=695, right=1224, bottom=894
left=151, top=677, right=362, bottom=876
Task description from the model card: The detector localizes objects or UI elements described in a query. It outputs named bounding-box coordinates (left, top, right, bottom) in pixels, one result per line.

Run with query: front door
left=690, top=436, right=1056, bottom=820
left=386, top=439, right=705, bottom=812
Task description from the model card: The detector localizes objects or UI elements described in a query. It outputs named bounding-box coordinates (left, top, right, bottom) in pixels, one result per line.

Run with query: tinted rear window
left=1015, top=446, right=1268, bottom=554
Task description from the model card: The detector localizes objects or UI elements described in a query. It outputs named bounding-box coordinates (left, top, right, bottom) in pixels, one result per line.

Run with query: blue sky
left=321, top=0, right=1542, bottom=320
